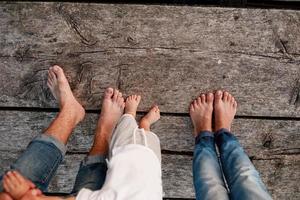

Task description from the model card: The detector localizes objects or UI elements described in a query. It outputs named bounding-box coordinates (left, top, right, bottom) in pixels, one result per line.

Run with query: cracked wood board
left=0, top=111, right=299, bottom=158
left=0, top=152, right=299, bottom=199
left=0, top=3, right=300, bottom=116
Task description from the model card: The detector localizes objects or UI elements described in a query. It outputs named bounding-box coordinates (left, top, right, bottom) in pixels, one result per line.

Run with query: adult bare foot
left=189, top=93, right=214, bottom=137
left=47, top=65, right=85, bottom=124
left=214, top=90, right=237, bottom=132
left=139, top=105, right=160, bottom=131
left=89, top=88, right=125, bottom=155
left=125, top=95, right=141, bottom=118
left=98, top=88, right=125, bottom=134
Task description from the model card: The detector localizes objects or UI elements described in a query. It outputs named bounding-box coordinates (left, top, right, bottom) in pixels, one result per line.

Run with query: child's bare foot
left=47, top=65, right=85, bottom=124
left=189, top=93, right=214, bottom=137
left=3, top=171, right=34, bottom=200
left=89, top=88, right=125, bottom=155
left=214, top=90, right=237, bottom=132
left=125, top=95, right=141, bottom=118
left=140, top=105, right=160, bottom=131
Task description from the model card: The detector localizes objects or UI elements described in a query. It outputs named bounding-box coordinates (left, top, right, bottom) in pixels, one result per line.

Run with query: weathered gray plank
left=0, top=111, right=299, bottom=157
left=0, top=152, right=299, bottom=199
left=0, top=3, right=300, bottom=116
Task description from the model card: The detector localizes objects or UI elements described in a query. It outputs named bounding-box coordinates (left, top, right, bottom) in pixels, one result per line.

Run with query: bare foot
left=98, top=88, right=125, bottom=134
left=2, top=171, right=35, bottom=200
left=139, top=105, right=160, bottom=131
left=189, top=93, right=214, bottom=137
left=125, top=95, right=141, bottom=118
left=47, top=65, right=85, bottom=124
left=89, top=88, right=125, bottom=155
left=214, top=90, right=237, bottom=132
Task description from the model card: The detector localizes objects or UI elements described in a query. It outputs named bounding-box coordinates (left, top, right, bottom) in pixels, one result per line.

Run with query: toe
left=104, top=88, right=114, bottom=99
left=49, top=69, right=56, bottom=81
left=197, top=97, right=201, bottom=105
left=137, top=95, right=141, bottom=103
left=13, top=171, right=25, bottom=184
left=53, top=65, right=63, bottom=73
left=3, top=179, right=9, bottom=192
left=193, top=100, right=198, bottom=108
left=47, top=80, right=53, bottom=88
left=118, top=97, right=125, bottom=106
left=207, top=92, right=214, bottom=103
left=53, top=65, right=66, bottom=81
left=113, top=89, right=119, bottom=101
left=190, top=103, right=195, bottom=112
left=227, top=93, right=232, bottom=101
left=200, top=94, right=206, bottom=103
left=233, top=101, right=238, bottom=108
left=231, top=97, right=235, bottom=104
left=223, top=91, right=229, bottom=101
left=215, top=90, right=223, bottom=101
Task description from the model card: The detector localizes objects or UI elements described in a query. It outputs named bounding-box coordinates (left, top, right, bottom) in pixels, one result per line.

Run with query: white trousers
left=109, top=114, right=161, bottom=162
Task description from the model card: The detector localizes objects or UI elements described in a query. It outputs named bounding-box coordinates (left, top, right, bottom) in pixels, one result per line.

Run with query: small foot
left=140, top=105, right=160, bottom=131
left=125, top=95, right=141, bottom=118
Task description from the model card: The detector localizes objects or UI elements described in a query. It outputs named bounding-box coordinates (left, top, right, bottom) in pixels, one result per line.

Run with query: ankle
left=125, top=111, right=136, bottom=118
left=89, top=133, right=109, bottom=155
left=139, top=119, right=150, bottom=130
left=215, top=126, right=231, bottom=132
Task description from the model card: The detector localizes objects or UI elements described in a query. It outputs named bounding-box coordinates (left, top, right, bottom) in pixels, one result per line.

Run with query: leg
left=190, top=93, right=229, bottom=200
left=71, top=88, right=125, bottom=194
left=214, top=91, right=272, bottom=200
left=139, top=105, right=161, bottom=161
left=0, top=65, right=85, bottom=192
left=106, top=94, right=141, bottom=158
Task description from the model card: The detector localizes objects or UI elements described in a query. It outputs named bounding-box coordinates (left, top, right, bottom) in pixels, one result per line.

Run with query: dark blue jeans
left=0, top=134, right=107, bottom=194
left=193, top=129, right=272, bottom=200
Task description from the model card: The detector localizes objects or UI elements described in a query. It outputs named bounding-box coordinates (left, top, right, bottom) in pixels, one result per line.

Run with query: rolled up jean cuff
left=215, top=128, right=231, bottom=136
left=34, top=134, right=67, bottom=156
left=82, top=155, right=106, bottom=166
left=195, top=130, right=214, bottom=144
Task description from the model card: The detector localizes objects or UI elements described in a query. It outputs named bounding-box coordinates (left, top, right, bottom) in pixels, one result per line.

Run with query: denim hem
left=33, top=134, right=67, bottom=155
left=195, top=130, right=214, bottom=144
left=215, top=128, right=231, bottom=136
left=83, top=155, right=106, bottom=166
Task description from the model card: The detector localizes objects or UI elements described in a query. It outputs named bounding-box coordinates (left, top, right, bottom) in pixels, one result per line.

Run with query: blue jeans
left=0, top=134, right=107, bottom=194
left=193, top=129, right=272, bottom=200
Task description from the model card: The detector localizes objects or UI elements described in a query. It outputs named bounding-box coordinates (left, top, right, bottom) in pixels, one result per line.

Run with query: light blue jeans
left=0, top=134, right=107, bottom=194
left=193, top=128, right=272, bottom=200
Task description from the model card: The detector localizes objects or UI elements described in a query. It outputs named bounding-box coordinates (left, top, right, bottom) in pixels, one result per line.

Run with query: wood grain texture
left=0, top=111, right=299, bottom=157
left=0, top=2, right=300, bottom=116
left=0, top=152, right=299, bottom=199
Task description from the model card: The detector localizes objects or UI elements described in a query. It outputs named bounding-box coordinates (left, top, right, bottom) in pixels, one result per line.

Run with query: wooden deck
left=0, top=2, right=299, bottom=199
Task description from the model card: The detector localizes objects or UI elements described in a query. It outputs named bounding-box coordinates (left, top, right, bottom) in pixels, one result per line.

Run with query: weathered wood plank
left=0, top=2, right=300, bottom=116
left=0, top=111, right=299, bottom=157
left=0, top=152, right=299, bottom=199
